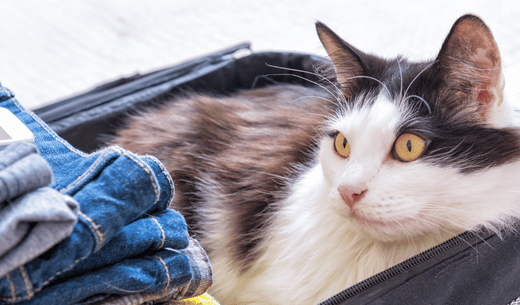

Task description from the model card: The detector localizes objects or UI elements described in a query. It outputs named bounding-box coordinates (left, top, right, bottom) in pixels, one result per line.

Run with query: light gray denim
left=0, top=142, right=79, bottom=277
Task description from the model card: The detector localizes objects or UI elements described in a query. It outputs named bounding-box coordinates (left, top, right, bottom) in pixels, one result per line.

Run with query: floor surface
left=1, top=1, right=519, bottom=109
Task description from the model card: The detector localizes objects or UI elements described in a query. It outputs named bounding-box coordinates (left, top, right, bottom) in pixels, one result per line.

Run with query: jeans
left=0, top=84, right=212, bottom=304
left=0, top=142, right=79, bottom=278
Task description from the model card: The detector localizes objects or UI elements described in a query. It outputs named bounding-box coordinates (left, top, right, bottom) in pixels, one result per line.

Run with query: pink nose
left=338, top=185, right=367, bottom=208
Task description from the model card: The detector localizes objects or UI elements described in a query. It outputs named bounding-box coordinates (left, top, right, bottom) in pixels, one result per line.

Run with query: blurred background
left=1, top=0, right=519, bottom=109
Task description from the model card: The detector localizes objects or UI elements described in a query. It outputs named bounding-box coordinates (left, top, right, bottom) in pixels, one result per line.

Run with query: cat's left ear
left=437, top=14, right=504, bottom=120
left=316, top=21, right=365, bottom=96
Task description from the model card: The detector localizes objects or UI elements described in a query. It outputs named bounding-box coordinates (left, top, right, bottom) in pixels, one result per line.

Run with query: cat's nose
left=338, top=185, right=367, bottom=208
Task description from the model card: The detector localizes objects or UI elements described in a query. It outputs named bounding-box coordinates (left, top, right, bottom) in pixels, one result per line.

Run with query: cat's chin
left=349, top=212, right=430, bottom=242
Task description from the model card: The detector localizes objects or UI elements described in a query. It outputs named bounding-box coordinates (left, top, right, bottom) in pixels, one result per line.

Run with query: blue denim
left=0, top=85, right=212, bottom=304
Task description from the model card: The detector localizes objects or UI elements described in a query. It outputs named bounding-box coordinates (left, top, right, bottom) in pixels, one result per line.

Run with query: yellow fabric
left=175, top=293, right=220, bottom=305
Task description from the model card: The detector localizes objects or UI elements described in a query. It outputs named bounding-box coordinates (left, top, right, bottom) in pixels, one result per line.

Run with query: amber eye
left=394, top=133, right=427, bottom=162
left=334, top=132, right=351, bottom=158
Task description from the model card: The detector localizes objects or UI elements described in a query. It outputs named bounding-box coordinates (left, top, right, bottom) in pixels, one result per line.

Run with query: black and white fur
left=112, top=15, right=520, bottom=304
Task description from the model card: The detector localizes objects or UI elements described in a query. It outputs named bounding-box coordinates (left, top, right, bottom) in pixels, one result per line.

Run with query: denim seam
left=0, top=88, right=14, bottom=103
left=149, top=156, right=175, bottom=206
left=78, top=211, right=104, bottom=251
left=121, top=151, right=159, bottom=205
left=59, top=148, right=117, bottom=194
left=0, top=251, right=94, bottom=303
left=154, top=255, right=171, bottom=293
left=40, top=254, right=91, bottom=289
left=19, top=266, right=33, bottom=299
left=149, top=216, right=166, bottom=249
left=4, top=273, right=16, bottom=303
left=10, top=97, right=87, bottom=157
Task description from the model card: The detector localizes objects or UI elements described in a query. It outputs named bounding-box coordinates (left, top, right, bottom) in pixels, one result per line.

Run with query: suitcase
left=33, top=44, right=520, bottom=305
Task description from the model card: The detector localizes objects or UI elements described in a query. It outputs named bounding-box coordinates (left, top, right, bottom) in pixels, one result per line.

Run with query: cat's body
left=112, top=15, right=520, bottom=304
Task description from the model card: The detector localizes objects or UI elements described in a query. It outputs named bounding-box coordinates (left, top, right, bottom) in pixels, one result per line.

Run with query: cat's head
left=315, top=14, right=520, bottom=242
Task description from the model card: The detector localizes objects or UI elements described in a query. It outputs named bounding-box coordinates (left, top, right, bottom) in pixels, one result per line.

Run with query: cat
left=111, top=14, right=520, bottom=304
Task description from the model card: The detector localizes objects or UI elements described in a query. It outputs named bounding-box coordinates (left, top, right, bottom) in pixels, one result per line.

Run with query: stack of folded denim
left=0, top=85, right=213, bottom=304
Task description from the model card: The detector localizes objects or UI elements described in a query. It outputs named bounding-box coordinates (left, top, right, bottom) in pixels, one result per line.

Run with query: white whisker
left=416, top=215, right=483, bottom=255
left=403, top=60, right=438, bottom=99
left=263, top=73, right=341, bottom=105
left=290, top=95, right=337, bottom=107
left=419, top=211, right=492, bottom=249
left=404, top=95, right=432, bottom=114
left=397, top=57, right=403, bottom=98
left=265, top=63, right=346, bottom=103
left=343, top=75, right=392, bottom=97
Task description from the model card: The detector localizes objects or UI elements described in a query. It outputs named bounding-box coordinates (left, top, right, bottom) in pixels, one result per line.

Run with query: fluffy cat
left=111, top=14, right=520, bottom=304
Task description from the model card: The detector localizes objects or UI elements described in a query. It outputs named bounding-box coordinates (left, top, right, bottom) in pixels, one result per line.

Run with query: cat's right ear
left=316, top=22, right=365, bottom=96
left=436, top=14, right=504, bottom=121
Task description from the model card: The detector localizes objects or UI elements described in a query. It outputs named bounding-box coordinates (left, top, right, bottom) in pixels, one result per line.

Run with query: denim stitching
left=0, top=98, right=173, bottom=301
left=122, top=151, right=159, bottom=204
left=113, top=147, right=159, bottom=204
left=5, top=148, right=160, bottom=301
left=10, top=97, right=87, bottom=157
left=0, top=251, right=93, bottom=302
left=59, top=148, right=120, bottom=194
left=149, top=216, right=166, bottom=249
left=5, top=273, right=16, bottom=302
left=78, top=211, right=104, bottom=251
left=0, top=96, right=130, bottom=302
left=153, top=255, right=170, bottom=293
left=0, top=88, right=13, bottom=99
left=40, top=254, right=90, bottom=287
left=19, top=266, right=33, bottom=299
left=148, top=155, right=175, bottom=207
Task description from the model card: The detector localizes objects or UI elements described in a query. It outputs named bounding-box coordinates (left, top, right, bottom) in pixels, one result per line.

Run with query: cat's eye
left=334, top=132, right=351, bottom=158
left=393, top=133, right=427, bottom=162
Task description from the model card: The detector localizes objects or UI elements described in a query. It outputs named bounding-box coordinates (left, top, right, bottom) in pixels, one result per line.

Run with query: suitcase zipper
left=318, top=230, right=493, bottom=305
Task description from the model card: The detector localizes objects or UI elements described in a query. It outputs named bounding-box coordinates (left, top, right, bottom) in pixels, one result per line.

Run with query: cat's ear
left=316, top=21, right=365, bottom=96
left=437, top=14, right=504, bottom=120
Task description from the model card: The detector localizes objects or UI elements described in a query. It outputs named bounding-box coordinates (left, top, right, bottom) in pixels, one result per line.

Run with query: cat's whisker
left=403, top=60, right=438, bottom=99
left=342, top=75, right=392, bottom=98
left=388, top=214, right=417, bottom=247
left=290, top=95, right=337, bottom=107
left=504, top=190, right=520, bottom=193
left=263, top=73, right=342, bottom=105
left=425, top=136, right=470, bottom=160
left=418, top=211, right=493, bottom=249
left=397, top=57, right=404, bottom=98
left=294, top=112, right=331, bottom=121
left=403, top=95, right=432, bottom=114
left=265, top=63, right=346, bottom=104
left=419, top=189, right=503, bottom=205
left=414, top=215, right=484, bottom=255
left=256, top=171, right=292, bottom=182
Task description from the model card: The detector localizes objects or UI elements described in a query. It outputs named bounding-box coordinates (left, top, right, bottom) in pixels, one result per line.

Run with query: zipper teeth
left=318, top=230, right=486, bottom=305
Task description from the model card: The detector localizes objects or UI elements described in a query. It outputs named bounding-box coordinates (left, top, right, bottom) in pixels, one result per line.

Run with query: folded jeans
left=0, top=84, right=212, bottom=304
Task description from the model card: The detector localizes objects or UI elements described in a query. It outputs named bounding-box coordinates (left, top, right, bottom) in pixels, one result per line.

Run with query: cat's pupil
left=343, top=138, right=347, bottom=148
left=406, top=140, right=412, bottom=152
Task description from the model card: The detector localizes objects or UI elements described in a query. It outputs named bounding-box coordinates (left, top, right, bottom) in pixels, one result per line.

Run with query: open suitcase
left=33, top=44, right=520, bottom=305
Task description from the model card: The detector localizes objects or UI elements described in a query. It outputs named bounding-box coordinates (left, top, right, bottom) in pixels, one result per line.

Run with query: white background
left=1, top=1, right=519, bottom=109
